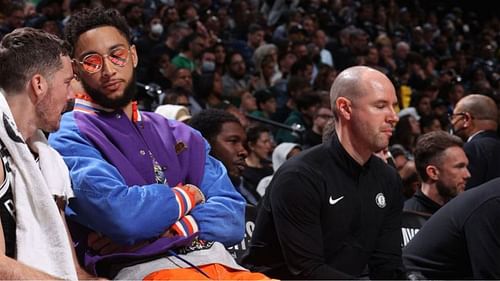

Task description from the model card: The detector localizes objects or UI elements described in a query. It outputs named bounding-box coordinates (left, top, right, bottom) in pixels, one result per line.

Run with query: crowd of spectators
left=2, top=0, right=500, bottom=278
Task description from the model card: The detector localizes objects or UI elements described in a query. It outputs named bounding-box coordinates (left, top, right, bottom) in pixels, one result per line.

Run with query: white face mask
left=201, top=61, right=216, bottom=72
left=151, top=23, right=164, bottom=36
left=160, top=0, right=175, bottom=6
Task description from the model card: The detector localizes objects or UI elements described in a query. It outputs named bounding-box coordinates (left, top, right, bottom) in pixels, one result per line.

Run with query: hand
left=177, top=184, right=205, bottom=205
left=159, top=228, right=177, bottom=238
left=87, top=232, right=150, bottom=255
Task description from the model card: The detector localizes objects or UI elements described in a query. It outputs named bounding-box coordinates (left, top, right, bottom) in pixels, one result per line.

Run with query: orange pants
left=144, top=263, right=272, bottom=280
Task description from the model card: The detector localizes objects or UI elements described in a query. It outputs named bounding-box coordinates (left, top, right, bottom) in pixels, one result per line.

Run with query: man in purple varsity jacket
left=49, top=7, right=267, bottom=280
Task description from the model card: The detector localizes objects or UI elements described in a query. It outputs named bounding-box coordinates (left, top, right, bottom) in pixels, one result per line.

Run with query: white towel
left=0, top=91, right=77, bottom=280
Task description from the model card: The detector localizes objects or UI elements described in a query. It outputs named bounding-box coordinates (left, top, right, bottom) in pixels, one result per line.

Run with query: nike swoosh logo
left=329, top=196, right=344, bottom=205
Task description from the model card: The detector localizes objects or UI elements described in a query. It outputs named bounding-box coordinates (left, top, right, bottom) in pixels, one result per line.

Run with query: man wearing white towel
left=0, top=27, right=90, bottom=280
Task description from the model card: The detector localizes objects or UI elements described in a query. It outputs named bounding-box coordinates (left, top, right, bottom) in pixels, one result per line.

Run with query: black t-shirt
left=0, top=143, right=16, bottom=258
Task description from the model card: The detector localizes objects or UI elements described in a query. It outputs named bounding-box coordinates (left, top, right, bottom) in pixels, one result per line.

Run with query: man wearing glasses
left=449, top=94, right=500, bottom=189
left=49, top=7, right=267, bottom=280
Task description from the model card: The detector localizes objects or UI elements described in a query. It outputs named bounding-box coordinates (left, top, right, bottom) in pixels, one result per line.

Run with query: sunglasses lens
left=109, top=48, right=129, bottom=66
left=82, top=54, right=103, bottom=73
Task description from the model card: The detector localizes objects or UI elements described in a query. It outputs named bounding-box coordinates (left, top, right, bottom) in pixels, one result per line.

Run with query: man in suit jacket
left=449, top=94, right=500, bottom=189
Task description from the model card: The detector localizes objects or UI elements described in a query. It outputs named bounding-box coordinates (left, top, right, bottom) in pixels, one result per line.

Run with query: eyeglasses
left=448, top=112, right=467, bottom=122
left=74, top=46, right=131, bottom=74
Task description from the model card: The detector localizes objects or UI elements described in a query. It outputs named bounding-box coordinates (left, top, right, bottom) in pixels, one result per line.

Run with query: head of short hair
left=0, top=27, right=71, bottom=94
left=246, top=125, right=270, bottom=146
left=190, top=108, right=241, bottom=144
left=193, top=72, right=216, bottom=99
left=178, top=32, right=203, bottom=52
left=414, top=131, right=464, bottom=182
left=290, top=56, right=313, bottom=76
left=224, top=50, right=244, bottom=67
left=254, top=88, right=276, bottom=108
left=162, top=86, right=191, bottom=105
left=296, top=91, right=321, bottom=112
left=167, top=21, right=190, bottom=37
left=287, top=75, right=311, bottom=97
left=64, top=7, right=131, bottom=56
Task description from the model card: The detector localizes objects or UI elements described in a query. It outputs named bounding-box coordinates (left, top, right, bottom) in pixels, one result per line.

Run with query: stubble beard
left=436, top=180, right=459, bottom=203
left=81, top=72, right=137, bottom=110
left=36, top=86, right=60, bottom=133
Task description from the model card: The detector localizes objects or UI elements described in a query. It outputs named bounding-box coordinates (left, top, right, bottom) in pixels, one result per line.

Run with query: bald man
left=241, top=66, right=406, bottom=279
left=449, top=94, right=500, bottom=189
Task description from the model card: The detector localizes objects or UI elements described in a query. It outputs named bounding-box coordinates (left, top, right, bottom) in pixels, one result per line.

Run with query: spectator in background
left=313, top=64, right=337, bottom=91
left=256, top=142, right=302, bottom=197
left=250, top=88, right=277, bottom=120
left=312, top=29, right=333, bottom=67
left=419, top=114, right=443, bottom=133
left=190, top=109, right=256, bottom=205
left=411, top=93, right=433, bottom=119
left=147, top=51, right=173, bottom=90
left=222, top=51, right=252, bottom=104
left=401, top=131, right=469, bottom=246
left=450, top=94, right=500, bottom=189
left=333, top=28, right=369, bottom=71
left=399, top=160, right=420, bottom=200
left=0, top=2, right=25, bottom=39
left=213, top=42, right=227, bottom=75
left=272, top=75, right=312, bottom=124
left=242, top=126, right=274, bottom=201
left=253, top=55, right=279, bottom=91
left=171, top=32, right=205, bottom=72
left=193, top=71, right=223, bottom=109
left=389, top=144, right=411, bottom=170
left=198, top=48, right=217, bottom=74
left=302, top=106, right=333, bottom=149
left=162, top=86, right=191, bottom=108
left=238, top=89, right=257, bottom=115
left=135, top=16, right=164, bottom=82
left=123, top=3, right=144, bottom=43
left=290, top=56, right=314, bottom=84
left=391, top=108, right=422, bottom=155
left=275, top=91, right=321, bottom=144
left=228, top=23, right=265, bottom=73
left=170, top=67, right=203, bottom=114
left=151, top=22, right=191, bottom=63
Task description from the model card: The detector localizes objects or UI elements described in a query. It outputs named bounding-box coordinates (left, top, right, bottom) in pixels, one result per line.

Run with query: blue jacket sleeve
left=50, top=114, right=185, bottom=245
left=50, top=113, right=245, bottom=246
left=191, top=143, right=246, bottom=246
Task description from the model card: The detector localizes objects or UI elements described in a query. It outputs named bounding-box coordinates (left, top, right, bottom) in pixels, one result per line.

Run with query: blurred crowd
left=1, top=0, right=500, bottom=202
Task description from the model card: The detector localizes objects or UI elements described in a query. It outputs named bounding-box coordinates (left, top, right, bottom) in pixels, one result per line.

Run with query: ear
left=463, top=112, right=473, bottom=127
left=335, top=97, right=352, bottom=120
left=29, top=74, right=48, bottom=104
left=71, top=60, right=81, bottom=81
left=426, top=165, right=439, bottom=181
left=130, top=44, right=138, bottom=68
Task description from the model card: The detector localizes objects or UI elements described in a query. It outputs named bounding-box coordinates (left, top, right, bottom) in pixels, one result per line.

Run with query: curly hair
left=0, top=27, right=71, bottom=94
left=190, top=109, right=240, bottom=144
left=64, top=7, right=130, bottom=55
